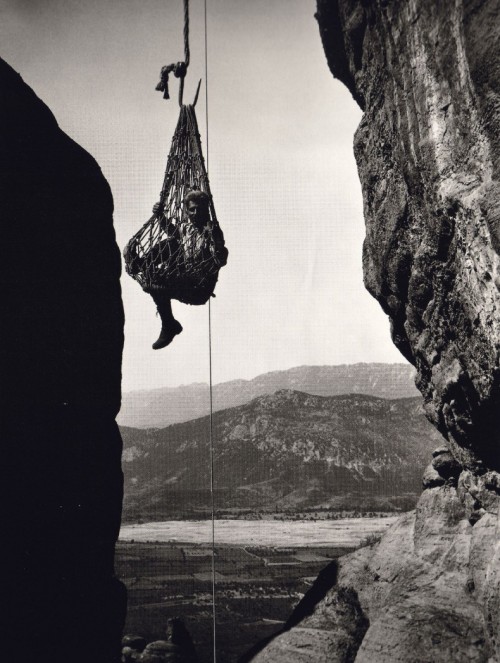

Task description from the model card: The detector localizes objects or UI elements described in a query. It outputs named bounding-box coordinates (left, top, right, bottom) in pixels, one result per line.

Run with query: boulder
left=122, top=634, right=147, bottom=654
left=431, top=451, right=462, bottom=482
left=422, top=463, right=445, bottom=489
left=140, top=640, right=183, bottom=663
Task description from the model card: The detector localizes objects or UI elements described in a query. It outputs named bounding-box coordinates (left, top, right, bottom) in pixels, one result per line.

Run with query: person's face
left=187, top=200, right=209, bottom=226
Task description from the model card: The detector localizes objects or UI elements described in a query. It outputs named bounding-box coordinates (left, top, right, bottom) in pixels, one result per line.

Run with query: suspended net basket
left=124, top=103, right=227, bottom=306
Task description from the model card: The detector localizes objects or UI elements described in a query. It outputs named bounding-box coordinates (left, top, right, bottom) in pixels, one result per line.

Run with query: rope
left=204, top=1, right=218, bottom=659
left=155, top=0, right=190, bottom=101
left=183, top=0, right=190, bottom=68
left=209, top=306, right=217, bottom=663
left=160, top=0, right=217, bottom=657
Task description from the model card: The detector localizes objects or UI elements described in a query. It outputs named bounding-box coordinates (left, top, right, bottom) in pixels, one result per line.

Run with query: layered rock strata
left=0, top=58, right=125, bottom=662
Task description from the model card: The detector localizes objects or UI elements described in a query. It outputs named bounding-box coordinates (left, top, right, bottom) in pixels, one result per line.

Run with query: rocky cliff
left=316, top=0, right=500, bottom=472
left=251, top=479, right=500, bottom=662
left=0, top=58, right=125, bottom=662
left=250, top=1, right=500, bottom=661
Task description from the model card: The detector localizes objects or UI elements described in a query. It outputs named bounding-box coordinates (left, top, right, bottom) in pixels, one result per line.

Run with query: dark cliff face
left=316, top=0, right=500, bottom=471
left=0, top=58, right=124, bottom=416
left=0, top=58, right=125, bottom=663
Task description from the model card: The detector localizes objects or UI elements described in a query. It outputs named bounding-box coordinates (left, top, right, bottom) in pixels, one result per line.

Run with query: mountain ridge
left=120, top=388, right=442, bottom=522
left=119, top=363, right=419, bottom=429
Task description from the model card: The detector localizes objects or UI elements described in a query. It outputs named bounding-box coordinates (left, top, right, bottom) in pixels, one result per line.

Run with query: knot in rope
left=155, top=0, right=190, bottom=102
left=174, top=61, right=187, bottom=78
left=155, top=62, right=188, bottom=101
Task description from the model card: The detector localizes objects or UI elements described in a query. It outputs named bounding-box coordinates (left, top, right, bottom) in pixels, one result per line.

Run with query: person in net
left=149, top=189, right=227, bottom=349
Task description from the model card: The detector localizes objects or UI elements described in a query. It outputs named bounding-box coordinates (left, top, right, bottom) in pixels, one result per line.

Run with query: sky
left=2, top=0, right=406, bottom=392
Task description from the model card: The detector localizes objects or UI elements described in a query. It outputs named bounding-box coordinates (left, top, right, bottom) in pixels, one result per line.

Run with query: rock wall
left=317, top=0, right=500, bottom=471
left=0, top=58, right=125, bottom=662
left=249, top=1, right=500, bottom=661
left=251, top=470, right=500, bottom=662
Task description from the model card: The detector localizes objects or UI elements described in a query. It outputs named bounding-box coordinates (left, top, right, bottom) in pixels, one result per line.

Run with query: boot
left=150, top=294, right=183, bottom=350
left=152, top=318, right=182, bottom=350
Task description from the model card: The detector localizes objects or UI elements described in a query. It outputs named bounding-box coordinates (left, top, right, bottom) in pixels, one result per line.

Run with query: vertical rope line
left=204, top=0, right=217, bottom=661
left=209, top=303, right=216, bottom=663
left=183, top=0, right=190, bottom=67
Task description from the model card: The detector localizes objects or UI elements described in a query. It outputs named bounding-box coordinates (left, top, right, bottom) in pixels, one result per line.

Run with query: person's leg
left=150, top=292, right=182, bottom=349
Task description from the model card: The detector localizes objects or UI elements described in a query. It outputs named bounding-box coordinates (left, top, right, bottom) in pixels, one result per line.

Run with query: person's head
left=184, top=190, right=210, bottom=226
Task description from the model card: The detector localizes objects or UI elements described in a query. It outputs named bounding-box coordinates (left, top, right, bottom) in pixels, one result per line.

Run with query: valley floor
left=117, top=516, right=397, bottom=661
left=119, top=516, right=396, bottom=547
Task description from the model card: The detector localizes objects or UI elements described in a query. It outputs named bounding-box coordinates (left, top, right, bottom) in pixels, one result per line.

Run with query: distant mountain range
left=118, top=363, right=419, bottom=429
left=120, top=389, right=442, bottom=523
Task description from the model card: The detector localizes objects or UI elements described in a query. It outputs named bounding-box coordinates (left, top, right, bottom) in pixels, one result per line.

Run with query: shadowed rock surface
left=0, top=58, right=125, bottom=662
left=249, top=1, right=500, bottom=661
left=316, top=0, right=500, bottom=471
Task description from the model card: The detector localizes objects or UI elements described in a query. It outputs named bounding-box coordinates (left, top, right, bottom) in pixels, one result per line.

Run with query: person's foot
left=152, top=319, right=183, bottom=350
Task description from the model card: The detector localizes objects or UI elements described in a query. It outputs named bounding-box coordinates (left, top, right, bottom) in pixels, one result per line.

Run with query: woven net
left=124, top=104, right=227, bottom=305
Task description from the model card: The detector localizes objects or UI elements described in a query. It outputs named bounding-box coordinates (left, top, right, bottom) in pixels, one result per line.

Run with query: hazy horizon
left=121, top=360, right=415, bottom=394
left=2, top=0, right=407, bottom=393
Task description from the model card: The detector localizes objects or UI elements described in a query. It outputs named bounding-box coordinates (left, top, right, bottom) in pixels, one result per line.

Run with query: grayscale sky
left=2, top=0, right=406, bottom=392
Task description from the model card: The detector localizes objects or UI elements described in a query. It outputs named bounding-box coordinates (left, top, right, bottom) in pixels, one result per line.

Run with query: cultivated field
left=117, top=516, right=397, bottom=661
left=119, top=516, right=397, bottom=547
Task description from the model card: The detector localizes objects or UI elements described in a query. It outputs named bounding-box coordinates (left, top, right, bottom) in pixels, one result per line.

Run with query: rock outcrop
left=251, top=460, right=500, bottom=662
left=122, top=619, right=199, bottom=662
left=0, top=58, right=125, bottom=662
left=249, top=1, right=500, bottom=661
left=317, top=0, right=500, bottom=472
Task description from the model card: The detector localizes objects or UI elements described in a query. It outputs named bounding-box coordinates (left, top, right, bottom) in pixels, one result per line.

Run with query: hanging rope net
left=123, top=103, right=227, bottom=305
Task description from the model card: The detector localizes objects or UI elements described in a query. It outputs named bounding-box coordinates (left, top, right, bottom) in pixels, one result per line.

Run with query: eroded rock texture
left=252, top=478, right=500, bottom=662
left=249, top=1, right=500, bottom=661
left=0, top=58, right=125, bottom=662
left=317, top=0, right=500, bottom=471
